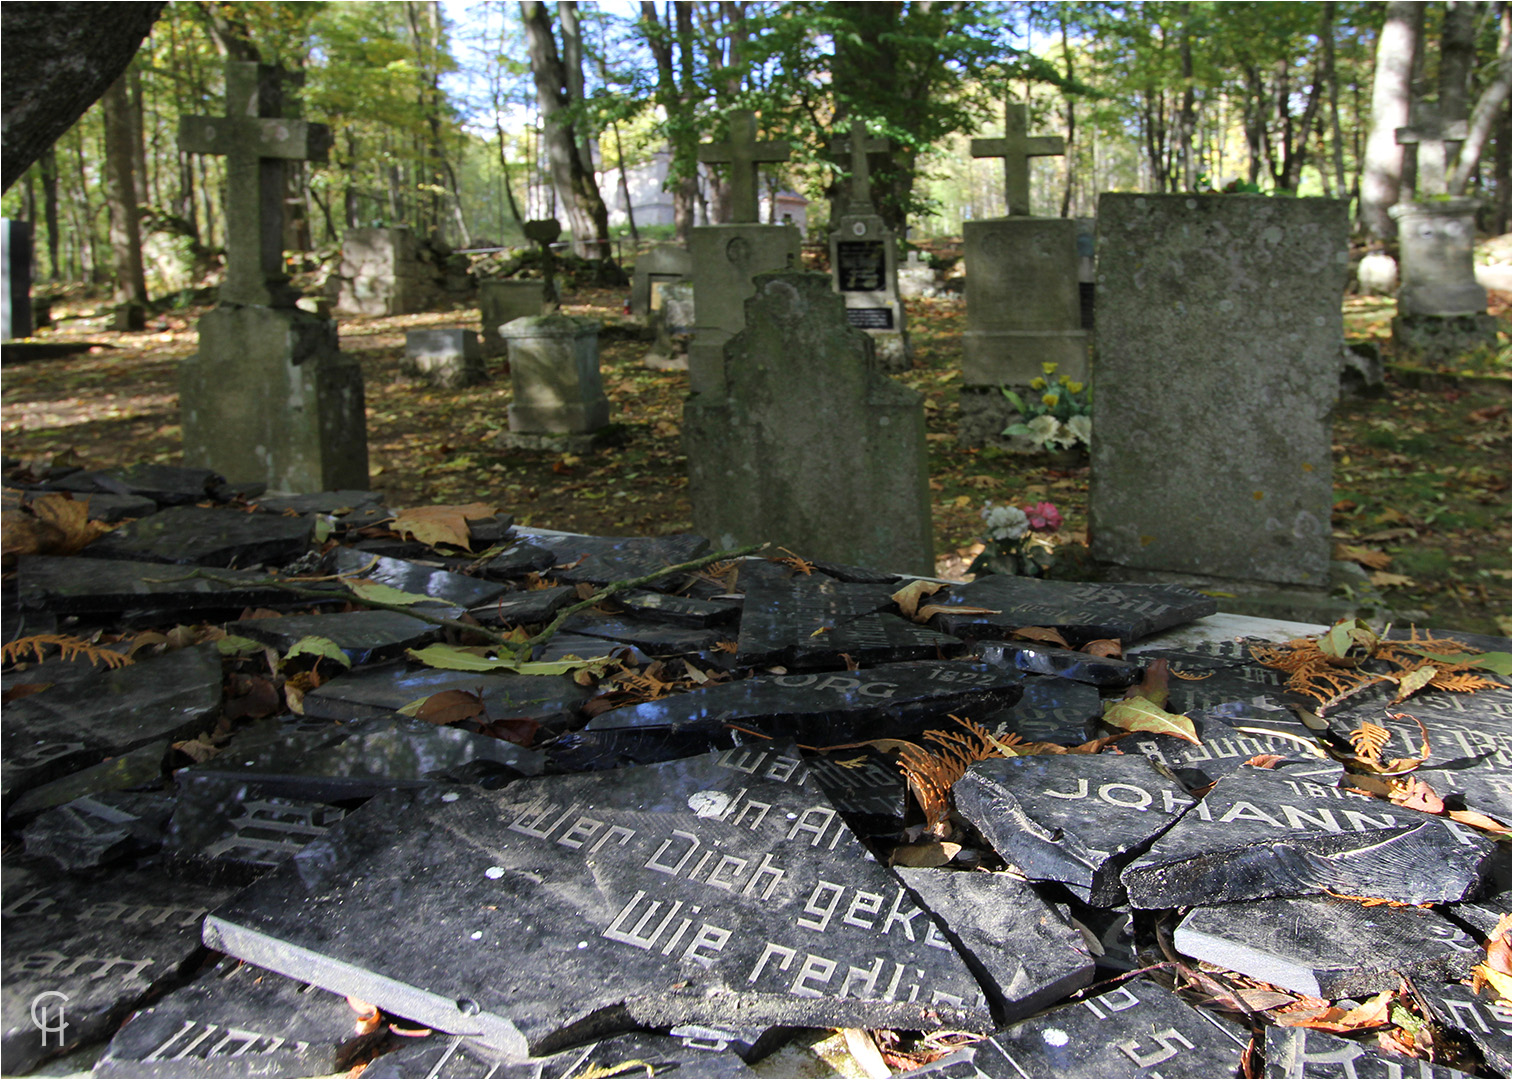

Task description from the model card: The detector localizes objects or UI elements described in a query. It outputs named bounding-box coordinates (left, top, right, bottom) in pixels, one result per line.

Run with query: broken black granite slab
left=3, top=739, right=170, bottom=823
left=166, top=783, right=350, bottom=886
left=1263, top=1026, right=1472, bottom=1079
left=954, top=754, right=1196, bottom=905
left=1418, top=979, right=1512, bottom=1075
left=807, top=559, right=901, bottom=584
left=204, top=745, right=995, bottom=1060
left=84, top=505, right=314, bottom=567
left=982, top=675, right=1103, bottom=746
left=585, top=659, right=1022, bottom=743
left=0, top=863, right=234, bottom=1076
left=926, top=577, right=1216, bottom=647
left=22, top=789, right=175, bottom=871
left=1125, top=710, right=1345, bottom=790
left=328, top=547, right=508, bottom=608
left=250, top=490, right=384, bottom=515
left=616, top=589, right=741, bottom=628
left=94, top=956, right=373, bottom=1079
left=72, top=490, right=160, bottom=523
left=46, top=464, right=252, bottom=506
left=902, top=977, right=1247, bottom=1078
left=468, top=584, right=577, bottom=626
left=303, top=660, right=592, bottom=730
left=979, top=640, right=1144, bottom=688
left=532, top=633, right=650, bottom=665
left=1173, top=895, right=1479, bottom=998
left=790, top=612, right=965, bottom=670
left=15, top=555, right=296, bottom=616
left=228, top=609, right=439, bottom=665
left=804, top=749, right=910, bottom=836
left=1, top=644, right=222, bottom=809
left=894, top=868, right=1095, bottom=1024
left=361, top=1031, right=757, bottom=1078
left=546, top=726, right=745, bottom=773
left=558, top=612, right=727, bottom=657
left=523, top=531, right=711, bottom=588
left=1058, top=896, right=1139, bottom=973
left=1122, top=764, right=1497, bottom=908
left=480, top=540, right=559, bottom=579
left=732, top=560, right=902, bottom=666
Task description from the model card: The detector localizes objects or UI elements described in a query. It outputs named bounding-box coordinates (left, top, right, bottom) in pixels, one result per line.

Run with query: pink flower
left=1025, top=501, right=1062, bottom=532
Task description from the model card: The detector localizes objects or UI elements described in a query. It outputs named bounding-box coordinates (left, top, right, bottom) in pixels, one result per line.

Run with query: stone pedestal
left=502, top=315, right=609, bottom=438
left=403, top=329, right=485, bottom=389
left=897, top=251, right=937, bottom=300
left=1089, top=194, right=1348, bottom=588
left=829, top=211, right=909, bottom=372
left=479, top=279, right=546, bottom=358
left=335, top=228, right=439, bottom=316
left=963, top=217, right=1088, bottom=388
left=684, top=271, right=934, bottom=576
left=1389, top=199, right=1497, bottom=361
left=630, top=245, right=693, bottom=319
left=180, top=305, right=369, bottom=493
left=687, top=223, right=801, bottom=396
left=2, top=219, right=34, bottom=340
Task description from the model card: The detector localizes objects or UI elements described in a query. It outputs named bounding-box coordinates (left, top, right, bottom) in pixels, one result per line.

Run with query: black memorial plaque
left=836, top=240, right=886, bottom=292
left=845, top=307, right=895, bottom=330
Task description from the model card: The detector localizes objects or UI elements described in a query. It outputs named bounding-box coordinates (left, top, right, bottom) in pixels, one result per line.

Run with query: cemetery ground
left=3, top=276, right=1509, bottom=637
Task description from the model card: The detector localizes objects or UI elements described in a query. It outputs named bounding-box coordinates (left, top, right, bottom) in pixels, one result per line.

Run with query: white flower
left=1066, top=414, right=1092, bottom=447
left=983, top=504, right=1029, bottom=541
left=1027, top=414, right=1061, bottom=446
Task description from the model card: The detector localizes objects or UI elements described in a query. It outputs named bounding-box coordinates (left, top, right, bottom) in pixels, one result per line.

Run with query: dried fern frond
left=2, top=634, right=133, bottom=669
left=1347, top=722, right=1392, bottom=764
left=771, top=547, right=815, bottom=575
left=1431, top=671, right=1502, bottom=693
left=898, top=716, right=1012, bottom=838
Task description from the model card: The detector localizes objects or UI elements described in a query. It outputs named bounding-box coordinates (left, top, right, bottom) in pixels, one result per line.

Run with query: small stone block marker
left=684, top=271, right=934, bottom=575
left=501, top=315, right=610, bottom=441
left=402, top=328, right=486, bottom=389
left=1090, top=194, right=1348, bottom=587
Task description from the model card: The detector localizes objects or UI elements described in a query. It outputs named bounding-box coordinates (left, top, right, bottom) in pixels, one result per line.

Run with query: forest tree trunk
left=1360, top=1, right=1420, bottom=241
left=102, top=72, right=148, bottom=310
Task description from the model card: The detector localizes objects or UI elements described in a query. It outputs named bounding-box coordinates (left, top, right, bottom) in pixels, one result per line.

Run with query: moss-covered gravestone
left=683, top=271, right=934, bottom=576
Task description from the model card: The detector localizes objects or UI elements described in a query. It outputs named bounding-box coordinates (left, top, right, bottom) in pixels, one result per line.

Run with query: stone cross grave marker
left=971, top=101, right=1065, bottom=218
left=1395, top=108, right=1468, bottom=200
left=831, top=119, right=888, bottom=212
left=179, top=62, right=332, bottom=307
left=696, top=109, right=791, bottom=224
left=826, top=121, right=909, bottom=369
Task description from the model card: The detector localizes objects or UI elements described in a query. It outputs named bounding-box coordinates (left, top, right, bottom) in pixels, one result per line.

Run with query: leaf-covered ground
left=3, top=283, right=1508, bottom=634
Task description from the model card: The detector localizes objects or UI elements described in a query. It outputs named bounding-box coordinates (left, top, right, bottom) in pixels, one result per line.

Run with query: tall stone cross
left=179, top=62, right=331, bottom=307
left=697, top=109, right=790, bottom=224
left=830, top=120, right=889, bottom=213
left=1395, top=110, right=1468, bottom=200
left=971, top=102, right=1064, bottom=217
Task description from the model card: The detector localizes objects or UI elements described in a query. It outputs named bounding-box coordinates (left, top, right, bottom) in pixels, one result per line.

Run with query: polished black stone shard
left=303, top=660, right=592, bottom=730
left=94, top=956, right=374, bottom=1079
left=85, top=505, right=314, bottom=568
left=545, top=726, right=742, bottom=773
left=585, top=660, right=1022, bottom=744
left=166, top=783, right=350, bottom=885
left=49, top=464, right=242, bottom=506
left=732, top=560, right=902, bottom=666
left=1123, top=764, right=1497, bottom=908
left=1059, top=897, right=1139, bottom=973
left=1149, top=649, right=1314, bottom=721
left=790, top=612, right=965, bottom=670
left=22, top=790, right=174, bottom=871
left=469, top=584, right=577, bottom=626
left=1263, top=1026, right=1472, bottom=1079
left=204, top=746, right=994, bottom=1060
left=559, top=613, right=727, bottom=657
left=1125, top=710, right=1345, bottom=790
left=894, top=868, right=1095, bottom=1023
left=1, top=644, right=222, bottom=808
left=250, top=490, right=385, bottom=515
left=804, top=749, right=910, bottom=836
left=1173, top=896, right=1479, bottom=998
left=75, top=491, right=160, bottom=523
left=532, top=633, right=649, bottom=665
left=983, top=676, right=1103, bottom=746
left=903, top=977, right=1247, bottom=1078
left=16, top=555, right=293, bottom=616
left=668, top=1022, right=794, bottom=1064
left=4, top=739, right=171, bottom=824
left=954, top=754, right=1196, bottom=905
left=926, top=577, right=1216, bottom=647
left=328, top=547, right=508, bottom=609
left=979, top=640, right=1144, bottom=688
left=616, top=589, right=741, bottom=627
left=808, top=559, right=901, bottom=584
left=1418, top=979, right=1512, bottom=1075
left=361, top=1031, right=757, bottom=1078
left=481, top=540, right=559, bottom=579
left=0, top=863, right=234, bottom=1076
left=228, top=609, right=439, bottom=665
left=524, top=531, right=711, bottom=588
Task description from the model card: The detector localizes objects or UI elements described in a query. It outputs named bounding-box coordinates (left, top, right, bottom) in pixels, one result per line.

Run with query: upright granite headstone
left=500, top=315, right=610, bottom=448
left=1, top=218, right=34, bottom=340
left=688, top=109, right=801, bottom=395
left=683, top=271, right=935, bottom=575
left=178, top=61, right=368, bottom=494
left=478, top=279, right=547, bottom=358
left=827, top=121, right=909, bottom=371
left=1089, top=194, right=1348, bottom=587
left=631, top=244, right=694, bottom=319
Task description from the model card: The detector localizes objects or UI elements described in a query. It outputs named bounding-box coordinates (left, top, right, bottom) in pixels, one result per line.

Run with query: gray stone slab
left=22, top=790, right=174, bottom=871
left=362, top=1031, right=755, bottom=1078
left=68, top=491, right=160, bottom=523
left=84, top=505, right=314, bottom=567
left=1090, top=194, right=1349, bottom=587
left=1263, top=1026, right=1472, bottom=1078
left=479, top=278, right=547, bottom=357
left=894, top=868, right=1096, bottom=1023
left=502, top=315, right=609, bottom=436
left=685, top=223, right=801, bottom=397
left=227, top=609, right=438, bottom=665
left=47, top=464, right=241, bottom=506
left=0, top=864, right=233, bottom=1075
left=1419, top=979, right=1512, bottom=1075
left=302, top=661, right=591, bottom=730
left=631, top=244, right=694, bottom=317
left=1173, top=896, right=1479, bottom=998
left=954, top=754, right=1197, bottom=905
left=329, top=547, right=508, bottom=608
left=204, top=747, right=995, bottom=1059
left=94, top=957, right=371, bottom=1078
left=928, top=576, right=1216, bottom=647
left=249, top=489, right=385, bottom=515
left=15, top=555, right=297, bottom=616
left=1123, top=764, right=1497, bottom=908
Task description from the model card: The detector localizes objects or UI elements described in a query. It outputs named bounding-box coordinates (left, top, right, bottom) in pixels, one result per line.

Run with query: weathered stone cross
left=830, top=120, right=889, bottom=212
left=179, top=61, right=332, bottom=307
left=697, top=109, right=791, bottom=224
left=971, top=102, right=1064, bottom=217
left=1395, top=109, right=1468, bottom=200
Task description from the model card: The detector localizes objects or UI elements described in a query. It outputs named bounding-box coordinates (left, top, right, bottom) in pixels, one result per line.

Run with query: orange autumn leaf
left=391, top=502, right=499, bottom=550
left=1012, top=626, right=1071, bottom=648
left=1081, top=638, right=1123, bottom=658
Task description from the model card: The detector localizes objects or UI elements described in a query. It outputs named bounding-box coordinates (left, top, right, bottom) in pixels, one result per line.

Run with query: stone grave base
left=962, top=328, right=1088, bottom=387
left=1391, top=312, right=1500, bottom=363
left=863, top=327, right=910, bottom=373
left=497, top=428, right=618, bottom=453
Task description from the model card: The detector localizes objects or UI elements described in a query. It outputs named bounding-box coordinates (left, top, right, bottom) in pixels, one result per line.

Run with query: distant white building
left=598, top=149, right=809, bottom=233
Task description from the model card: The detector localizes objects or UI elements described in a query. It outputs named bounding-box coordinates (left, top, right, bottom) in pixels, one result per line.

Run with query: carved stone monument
left=177, top=62, right=368, bottom=493
left=827, top=121, right=909, bottom=372
left=500, top=315, right=610, bottom=450
left=478, top=278, right=546, bottom=358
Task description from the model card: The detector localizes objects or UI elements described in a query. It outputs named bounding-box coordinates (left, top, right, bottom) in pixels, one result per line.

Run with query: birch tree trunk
left=1359, top=1, right=1420, bottom=241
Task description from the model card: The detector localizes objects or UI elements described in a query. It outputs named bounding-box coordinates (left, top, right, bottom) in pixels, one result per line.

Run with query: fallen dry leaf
left=1081, top=638, right=1123, bottom=658
left=891, top=579, right=947, bottom=619
left=1102, top=695, right=1200, bottom=744
left=1011, top=626, right=1071, bottom=648
left=1244, top=753, right=1286, bottom=769
left=1335, top=544, right=1393, bottom=570
left=1389, top=777, right=1445, bottom=814
left=391, top=502, right=498, bottom=550
left=890, top=840, right=962, bottom=867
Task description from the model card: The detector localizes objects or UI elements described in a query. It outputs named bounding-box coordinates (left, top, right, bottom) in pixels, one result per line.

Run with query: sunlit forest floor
left=3, top=279, right=1509, bottom=635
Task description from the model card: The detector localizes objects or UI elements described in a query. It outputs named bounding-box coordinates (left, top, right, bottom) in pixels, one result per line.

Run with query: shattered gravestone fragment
left=468, top=584, right=577, bottom=626
left=22, top=790, right=175, bottom=871
left=532, top=632, right=646, bottom=665
left=928, top=576, right=1216, bottom=646
left=733, top=559, right=901, bottom=666
left=94, top=956, right=375, bottom=1079
left=4, top=739, right=171, bottom=823
left=983, top=675, right=1103, bottom=746
left=1263, top=1025, right=1472, bottom=1079
left=1418, top=979, right=1512, bottom=1075
left=249, top=489, right=385, bottom=516
left=558, top=612, right=728, bottom=658
left=328, top=547, right=509, bottom=609
left=15, top=555, right=295, bottom=616
left=0, top=864, right=234, bottom=1075
left=616, top=588, right=741, bottom=628
left=362, top=1031, right=756, bottom=1079
left=903, top=977, right=1248, bottom=1079
left=85, top=504, right=314, bottom=567
left=545, top=725, right=749, bottom=773
left=586, top=659, right=1022, bottom=744
left=523, top=531, right=711, bottom=588
left=805, top=748, right=910, bottom=836
left=166, top=782, right=350, bottom=885
left=893, top=867, right=1096, bottom=1023
left=1173, top=895, right=1479, bottom=998
left=69, top=490, right=162, bottom=523
left=479, top=539, right=558, bottom=579
left=1122, top=764, right=1496, bottom=908
left=979, top=639, right=1143, bottom=688
left=1126, top=712, right=1345, bottom=790
left=954, top=754, right=1196, bottom=905
left=47, top=464, right=244, bottom=506
left=228, top=609, right=438, bottom=666
left=204, top=745, right=995, bottom=1060
left=1058, top=897, right=1139, bottom=973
